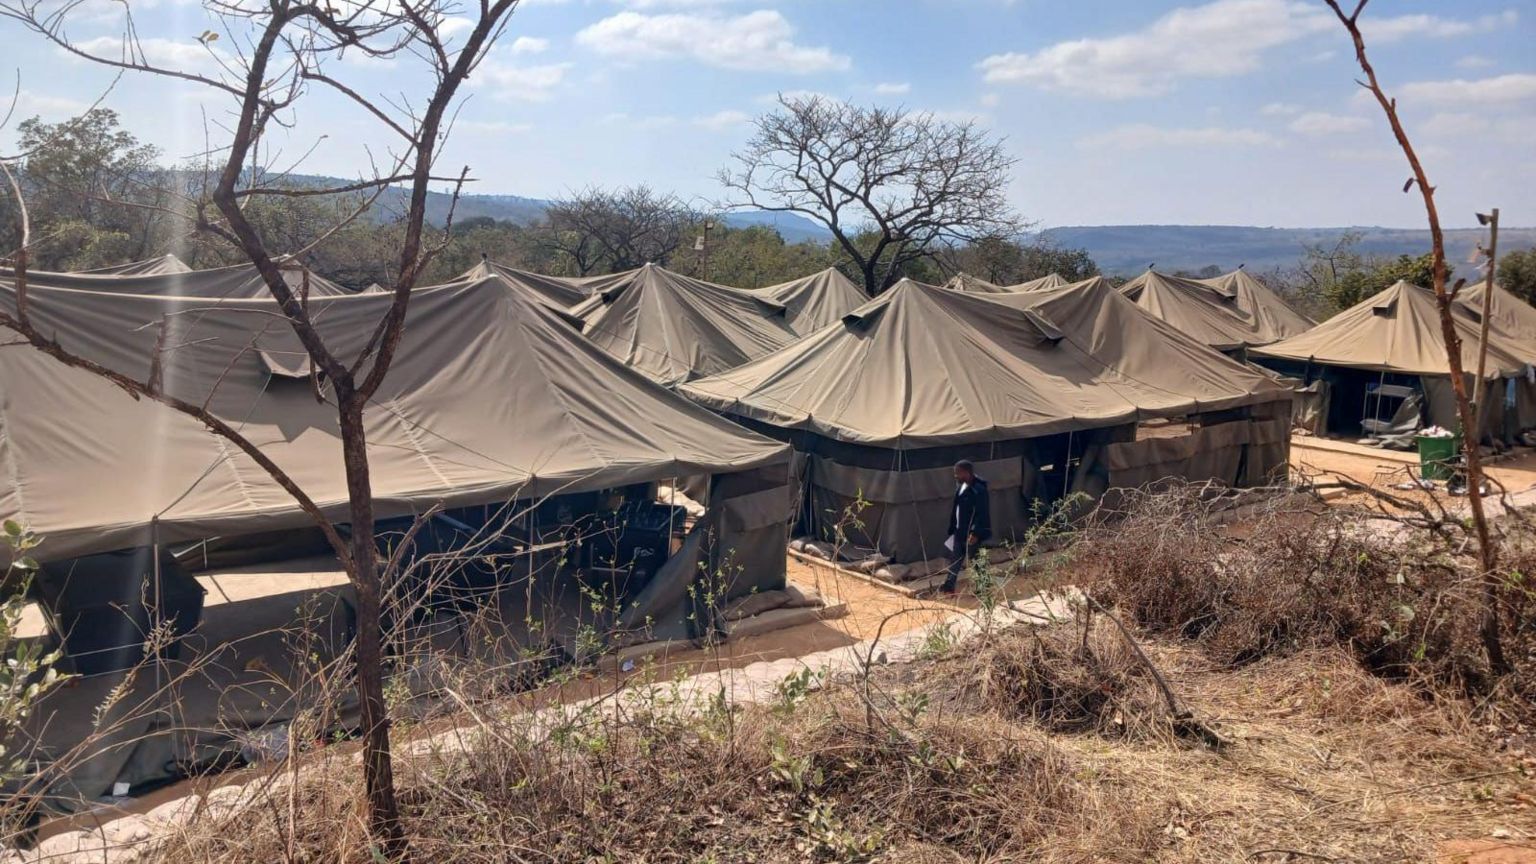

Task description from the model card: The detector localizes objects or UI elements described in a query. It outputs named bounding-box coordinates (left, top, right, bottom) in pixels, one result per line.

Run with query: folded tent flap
left=257, top=346, right=315, bottom=379
left=1020, top=308, right=1065, bottom=344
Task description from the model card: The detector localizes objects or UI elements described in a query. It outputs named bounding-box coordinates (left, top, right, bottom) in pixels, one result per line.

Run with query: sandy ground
left=1290, top=435, right=1536, bottom=495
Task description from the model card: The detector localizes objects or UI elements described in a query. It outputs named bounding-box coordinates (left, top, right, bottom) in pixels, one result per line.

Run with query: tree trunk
left=1323, top=0, right=1508, bottom=678
left=337, top=393, right=404, bottom=851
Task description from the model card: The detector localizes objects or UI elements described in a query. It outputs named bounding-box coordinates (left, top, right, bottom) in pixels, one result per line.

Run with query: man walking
left=941, top=460, right=991, bottom=594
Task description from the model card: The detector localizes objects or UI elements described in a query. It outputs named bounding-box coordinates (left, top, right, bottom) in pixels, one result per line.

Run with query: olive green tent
left=73, top=254, right=193, bottom=276
left=752, top=267, right=867, bottom=335
left=1253, top=280, right=1536, bottom=438
left=572, top=263, right=801, bottom=387
left=1197, top=269, right=1315, bottom=339
left=944, top=273, right=1069, bottom=294
left=1, top=260, right=351, bottom=298
left=1, top=271, right=793, bottom=809
left=1121, top=269, right=1308, bottom=351
left=682, top=277, right=1292, bottom=561
left=461, top=259, right=603, bottom=311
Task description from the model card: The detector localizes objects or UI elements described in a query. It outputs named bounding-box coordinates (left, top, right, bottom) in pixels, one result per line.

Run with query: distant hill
left=1038, top=225, right=1536, bottom=277
left=354, top=184, right=832, bottom=243
left=276, top=176, right=1533, bottom=272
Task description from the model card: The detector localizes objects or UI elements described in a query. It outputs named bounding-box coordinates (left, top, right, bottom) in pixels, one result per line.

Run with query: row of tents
left=1, top=247, right=1529, bottom=809
left=3, top=253, right=1302, bottom=566
left=9, top=251, right=1533, bottom=566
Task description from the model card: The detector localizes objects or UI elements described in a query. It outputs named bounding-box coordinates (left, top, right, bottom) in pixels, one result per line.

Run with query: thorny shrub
left=1078, top=484, right=1534, bottom=709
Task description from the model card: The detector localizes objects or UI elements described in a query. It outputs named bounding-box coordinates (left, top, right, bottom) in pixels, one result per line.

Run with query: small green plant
left=774, top=666, right=821, bottom=715
left=916, top=621, right=956, bottom=660
left=769, top=734, right=821, bottom=795
left=799, top=797, right=881, bottom=861
left=0, top=521, right=71, bottom=782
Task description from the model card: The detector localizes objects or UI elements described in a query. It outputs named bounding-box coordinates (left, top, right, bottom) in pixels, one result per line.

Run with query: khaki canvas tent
left=0, top=274, right=791, bottom=808
left=72, top=254, right=194, bottom=276
left=752, top=267, right=868, bottom=335
left=943, top=273, right=1069, bottom=294
left=1121, top=269, right=1306, bottom=351
left=572, top=263, right=801, bottom=387
left=1458, top=282, right=1536, bottom=343
left=682, top=277, right=1292, bottom=563
left=1197, top=268, right=1315, bottom=339
left=1009, top=273, right=1071, bottom=292
left=462, top=259, right=601, bottom=311
left=1253, top=280, right=1536, bottom=440
left=942, top=272, right=1006, bottom=293
left=0, top=260, right=352, bottom=298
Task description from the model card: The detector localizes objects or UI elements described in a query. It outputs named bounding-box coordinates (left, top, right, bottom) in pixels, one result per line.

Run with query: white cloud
left=977, top=0, right=1333, bottom=99
left=439, top=17, right=474, bottom=39
left=72, top=35, right=229, bottom=73
left=1260, top=102, right=1302, bottom=116
left=1400, top=73, right=1536, bottom=106
left=575, top=10, right=850, bottom=73
left=509, top=36, right=550, bottom=55
left=1288, top=111, right=1369, bottom=136
left=979, top=92, right=1000, bottom=108
left=1455, top=55, right=1495, bottom=70
left=1419, top=112, right=1488, bottom=137
left=692, top=109, right=750, bottom=130
left=873, top=81, right=910, bottom=95
left=475, top=61, right=572, bottom=101
left=1081, top=123, right=1279, bottom=150
left=976, top=1, right=1520, bottom=100
left=7, top=90, right=92, bottom=120
left=1363, top=9, right=1517, bottom=43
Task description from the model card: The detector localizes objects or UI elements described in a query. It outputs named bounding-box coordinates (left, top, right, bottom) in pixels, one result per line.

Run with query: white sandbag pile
left=655, top=484, right=707, bottom=519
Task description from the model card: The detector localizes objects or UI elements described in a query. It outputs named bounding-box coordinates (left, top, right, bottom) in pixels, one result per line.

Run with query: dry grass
left=28, top=486, right=1536, bottom=862
left=1079, top=485, right=1536, bottom=711
left=130, top=618, right=1532, bottom=864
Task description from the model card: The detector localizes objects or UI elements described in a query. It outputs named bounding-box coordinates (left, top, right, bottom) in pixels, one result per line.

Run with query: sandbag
left=723, top=589, right=790, bottom=621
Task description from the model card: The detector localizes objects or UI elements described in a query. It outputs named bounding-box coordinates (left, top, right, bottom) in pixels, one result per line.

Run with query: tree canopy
left=720, top=95, right=1024, bottom=295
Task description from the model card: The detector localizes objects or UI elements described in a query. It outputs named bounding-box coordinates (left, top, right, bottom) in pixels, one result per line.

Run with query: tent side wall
left=1255, top=356, right=1535, bottom=443
left=751, top=400, right=1292, bottom=563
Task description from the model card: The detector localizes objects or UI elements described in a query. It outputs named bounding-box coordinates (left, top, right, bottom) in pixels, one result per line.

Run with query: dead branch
left=1322, top=0, right=1508, bottom=676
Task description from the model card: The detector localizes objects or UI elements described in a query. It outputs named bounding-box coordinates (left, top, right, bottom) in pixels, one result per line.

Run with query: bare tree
left=1322, top=0, right=1507, bottom=675
left=719, top=95, right=1024, bottom=295
left=541, top=185, right=695, bottom=274
left=0, top=0, right=523, bottom=848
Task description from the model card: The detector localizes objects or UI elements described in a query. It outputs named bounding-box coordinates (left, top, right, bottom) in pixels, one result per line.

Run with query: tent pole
left=1062, top=430, right=1073, bottom=500
left=150, top=517, right=165, bottom=717
left=1471, top=208, right=1500, bottom=442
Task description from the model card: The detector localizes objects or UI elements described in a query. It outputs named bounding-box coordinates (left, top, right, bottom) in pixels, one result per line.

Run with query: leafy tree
left=1017, top=242, right=1099, bottom=283
left=1290, top=231, right=1450, bottom=313
left=5, top=109, right=168, bottom=269
left=1498, top=247, right=1536, bottom=305
left=670, top=223, right=834, bottom=287
left=721, top=95, right=1024, bottom=295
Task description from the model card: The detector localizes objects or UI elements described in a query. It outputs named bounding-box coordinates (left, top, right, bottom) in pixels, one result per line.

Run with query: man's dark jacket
left=946, top=477, right=992, bottom=544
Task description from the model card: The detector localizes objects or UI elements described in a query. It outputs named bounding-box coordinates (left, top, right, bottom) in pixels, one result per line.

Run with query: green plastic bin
left=1415, top=433, right=1461, bottom=481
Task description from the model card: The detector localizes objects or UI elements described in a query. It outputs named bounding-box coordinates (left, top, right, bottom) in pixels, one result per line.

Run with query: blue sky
left=3, top=0, right=1533, bottom=229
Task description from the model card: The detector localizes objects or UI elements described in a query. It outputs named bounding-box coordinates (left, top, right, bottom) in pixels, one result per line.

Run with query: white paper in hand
left=944, top=534, right=955, bottom=552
